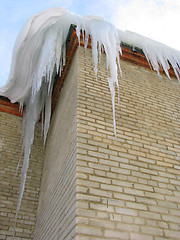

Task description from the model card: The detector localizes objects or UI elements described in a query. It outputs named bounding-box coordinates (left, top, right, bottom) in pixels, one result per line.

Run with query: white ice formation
left=0, top=7, right=179, bottom=227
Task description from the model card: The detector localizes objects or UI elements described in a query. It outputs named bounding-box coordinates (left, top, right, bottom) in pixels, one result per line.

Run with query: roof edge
left=0, top=25, right=178, bottom=116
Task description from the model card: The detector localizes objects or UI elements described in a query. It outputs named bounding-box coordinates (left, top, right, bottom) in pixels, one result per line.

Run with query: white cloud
left=112, top=0, right=180, bottom=50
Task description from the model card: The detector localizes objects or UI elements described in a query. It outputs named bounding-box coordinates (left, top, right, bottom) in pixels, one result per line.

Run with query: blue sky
left=0, top=0, right=180, bottom=87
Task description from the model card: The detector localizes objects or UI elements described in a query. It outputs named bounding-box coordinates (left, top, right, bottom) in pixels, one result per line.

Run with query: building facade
left=0, top=31, right=180, bottom=239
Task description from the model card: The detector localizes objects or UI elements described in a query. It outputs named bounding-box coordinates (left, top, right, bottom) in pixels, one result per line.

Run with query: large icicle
left=76, top=16, right=121, bottom=135
left=0, top=7, right=180, bottom=234
left=0, top=7, right=122, bottom=231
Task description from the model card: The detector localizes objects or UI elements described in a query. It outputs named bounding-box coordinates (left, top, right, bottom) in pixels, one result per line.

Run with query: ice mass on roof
left=0, top=7, right=179, bottom=230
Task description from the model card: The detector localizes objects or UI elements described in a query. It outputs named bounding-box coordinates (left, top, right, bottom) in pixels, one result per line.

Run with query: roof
left=0, top=25, right=178, bottom=117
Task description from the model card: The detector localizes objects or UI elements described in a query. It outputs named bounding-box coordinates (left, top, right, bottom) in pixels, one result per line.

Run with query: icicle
left=76, top=17, right=121, bottom=133
left=108, top=77, right=117, bottom=138
left=118, top=30, right=180, bottom=81
left=43, top=92, right=52, bottom=144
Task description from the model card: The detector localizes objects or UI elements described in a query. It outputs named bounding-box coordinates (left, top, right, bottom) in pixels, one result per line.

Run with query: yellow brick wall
left=4, top=44, right=179, bottom=239
left=33, top=53, right=78, bottom=239
left=76, top=46, right=180, bottom=240
left=0, top=112, right=44, bottom=239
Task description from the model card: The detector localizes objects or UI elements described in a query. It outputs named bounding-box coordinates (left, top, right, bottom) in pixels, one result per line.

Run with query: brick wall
left=33, top=53, right=78, bottom=239
left=75, top=46, right=180, bottom=240
left=2, top=42, right=180, bottom=240
left=0, top=112, right=44, bottom=239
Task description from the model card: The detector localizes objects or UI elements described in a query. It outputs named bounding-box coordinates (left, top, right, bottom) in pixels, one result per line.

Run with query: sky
left=0, top=0, right=180, bottom=87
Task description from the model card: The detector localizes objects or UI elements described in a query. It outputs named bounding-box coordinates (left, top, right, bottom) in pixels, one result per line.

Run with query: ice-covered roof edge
left=52, top=24, right=179, bottom=114
left=1, top=24, right=179, bottom=117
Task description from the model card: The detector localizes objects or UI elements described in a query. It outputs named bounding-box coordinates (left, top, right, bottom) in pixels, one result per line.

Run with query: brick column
left=34, top=46, right=180, bottom=240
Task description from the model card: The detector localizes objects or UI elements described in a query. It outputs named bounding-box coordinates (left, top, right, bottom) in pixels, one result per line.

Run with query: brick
left=97, top=211, right=109, bottom=219
left=76, top=217, right=89, bottom=225
left=89, top=162, right=110, bottom=171
left=122, top=215, right=134, bottom=223
left=139, top=211, right=161, bottom=220
left=151, top=175, right=170, bottom=183
left=77, top=154, right=98, bottom=163
left=77, top=143, right=97, bottom=151
left=162, top=214, right=180, bottom=223
left=77, top=166, right=94, bottom=174
left=111, top=167, right=130, bottom=175
left=141, top=226, right=163, bottom=236
left=101, top=184, right=123, bottom=192
left=148, top=206, right=168, bottom=214
left=114, top=192, right=136, bottom=201
left=115, top=207, right=138, bottom=216
left=134, top=183, right=153, bottom=192
left=169, top=223, right=180, bottom=230
left=138, top=157, right=155, bottom=164
left=76, top=201, right=89, bottom=209
left=134, top=217, right=145, bottom=225
left=120, top=163, right=139, bottom=171
left=77, top=186, right=88, bottom=193
left=154, top=187, right=173, bottom=195
left=169, top=209, right=180, bottom=216
left=170, top=179, right=180, bottom=185
left=89, top=175, right=111, bottom=184
left=130, top=233, right=153, bottom=240
left=94, top=169, right=106, bottom=176
left=174, top=191, right=180, bottom=197
left=76, top=209, right=96, bottom=218
left=158, top=221, right=168, bottom=229
left=116, top=222, right=140, bottom=232
left=104, top=230, right=129, bottom=239
left=126, top=202, right=148, bottom=210
left=165, top=195, right=180, bottom=203
left=118, top=152, right=137, bottom=160
left=110, top=155, right=129, bottom=164
left=132, top=171, right=150, bottom=179
left=76, top=172, right=88, bottom=179
left=145, top=192, right=165, bottom=200
left=98, top=147, right=117, bottom=156
left=130, top=160, right=148, bottom=168
left=128, top=149, right=146, bottom=157
left=89, top=219, right=115, bottom=229
left=102, top=198, right=125, bottom=207
left=157, top=200, right=177, bottom=209
left=76, top=225, right=102, bottom=236
left=89, top=188, right=112, bottom=198
left=99, top=159, right=119, bottom=167
left=138, top=178, right=148, bottom=184
left=112, top=179, right=133, bottom=188
left=90, top=203, right=114, bottom=213
left=127, top=176, right=138, bottom=182
left=164, top=230, right=180, bottom=239
left=140, top=168, right=158, bottom=176
left=77, top=179, right=99, bottom=188
left=77, top=193, right=101, bottom=202
left=124, top=188, right=145, bottom=197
